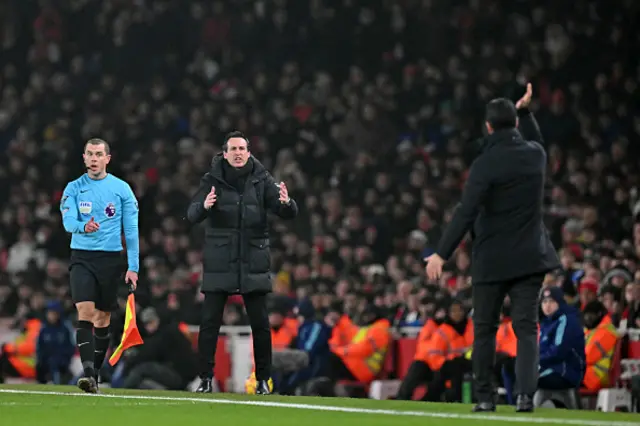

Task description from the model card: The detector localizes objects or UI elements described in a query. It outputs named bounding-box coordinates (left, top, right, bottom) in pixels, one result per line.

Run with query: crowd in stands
left=0, top=0, right=639, bottom=403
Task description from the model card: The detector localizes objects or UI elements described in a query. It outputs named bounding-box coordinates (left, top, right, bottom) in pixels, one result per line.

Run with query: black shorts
left=69, top=250, right=125, bottom=312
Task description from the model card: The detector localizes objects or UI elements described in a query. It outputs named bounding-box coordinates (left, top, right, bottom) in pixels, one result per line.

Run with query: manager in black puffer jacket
left=186, top=131, right=298, bottom=394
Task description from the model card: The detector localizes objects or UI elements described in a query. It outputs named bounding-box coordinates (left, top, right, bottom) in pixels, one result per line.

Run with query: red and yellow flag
left=108, top=293, right=144, bottom=366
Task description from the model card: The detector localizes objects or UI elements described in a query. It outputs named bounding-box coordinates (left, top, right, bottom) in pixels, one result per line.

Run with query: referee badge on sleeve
left=79, top=201, right=92, bottom=215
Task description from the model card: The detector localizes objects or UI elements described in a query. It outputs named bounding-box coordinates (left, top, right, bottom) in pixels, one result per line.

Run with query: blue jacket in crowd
left=280, top=300, right=332, bottom=393
left=539, top=287, right=586, bottom=388
left=36, top=303, right=75, bottom=369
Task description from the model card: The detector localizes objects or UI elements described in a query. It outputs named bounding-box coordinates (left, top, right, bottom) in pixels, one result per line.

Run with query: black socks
left=94, top=326, right=111, bottom=376
left=76, top=320, right=95, bottom=378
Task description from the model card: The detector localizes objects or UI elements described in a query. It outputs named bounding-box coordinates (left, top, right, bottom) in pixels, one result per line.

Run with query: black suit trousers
left=198, top=291, right=272, bottom=381
left=472, top=273, right=543, bottom=402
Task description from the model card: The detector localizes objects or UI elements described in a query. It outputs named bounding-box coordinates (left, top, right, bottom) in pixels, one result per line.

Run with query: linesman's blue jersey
left=60, top=173, right=139, bottom=273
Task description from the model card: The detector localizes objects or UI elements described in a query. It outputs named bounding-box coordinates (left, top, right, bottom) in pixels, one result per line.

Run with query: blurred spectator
left=0, top=316, right=41, bottom=383
left=582, top=301, right=618, bottom=392
left=622, top=280, right=640, bottom=329
left=0, top=0, right=637, bottom=396
left=116, top=307, right=198, bottom=390
left=537, top=287, right=585, bottom=393
left=35, top=301, right=74, bottom=384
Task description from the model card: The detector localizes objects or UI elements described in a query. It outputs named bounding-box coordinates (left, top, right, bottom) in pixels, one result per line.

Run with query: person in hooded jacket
left=186, top=131, right=298, bottom=394
left=35, top=301, right=75, bottom=384
left=278, top=299, right=332, bottom=394
left=538, top=286, right=586, bottom=392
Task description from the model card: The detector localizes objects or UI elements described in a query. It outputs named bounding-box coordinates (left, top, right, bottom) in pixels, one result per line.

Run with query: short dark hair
left=222, top=131, right=250, bottom=152
left=84, top=138, right=111, bottom=154
left=485, top=98, right=517, bottom=130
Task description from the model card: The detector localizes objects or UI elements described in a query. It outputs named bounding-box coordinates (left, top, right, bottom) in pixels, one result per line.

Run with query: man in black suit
left=425, top=84, right=560, bottom=413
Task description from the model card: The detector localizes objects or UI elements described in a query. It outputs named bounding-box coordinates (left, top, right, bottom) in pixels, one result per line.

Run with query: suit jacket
left=436, top=108, right=560, bottom=283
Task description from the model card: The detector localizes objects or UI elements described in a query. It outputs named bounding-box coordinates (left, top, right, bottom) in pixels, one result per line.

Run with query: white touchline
left=0, top=389, right=637, bottom=426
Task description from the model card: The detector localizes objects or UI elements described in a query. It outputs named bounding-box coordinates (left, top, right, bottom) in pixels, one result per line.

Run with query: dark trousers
left=123, top=362, right=185, bottom=390
left=397, top=360, right=433, bottom=400
left=36, top=361, right=71, bottom=385
left=198, top=291, right=272, bottom=381
left=472, top=273, right=543, bottom=402
left=425, top=357, right=472, bottom=402
left=0, top=352, right=20, bottom=383
left=495, top=352, right=516, bottom=385
left=326, top=352, right=356, bottom=382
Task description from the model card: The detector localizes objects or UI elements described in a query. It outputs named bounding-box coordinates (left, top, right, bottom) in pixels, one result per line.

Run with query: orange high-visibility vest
left=425, top=319, right=473, bottom=371
left=583, top=316, right=617, bottom=391
left=334, top=319, right=391, bottom=384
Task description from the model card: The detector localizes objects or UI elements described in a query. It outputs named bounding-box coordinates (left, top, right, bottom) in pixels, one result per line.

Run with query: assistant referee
left=60, top=138, right=140, bottom=394
left=425, top=84, right=560, bottom=412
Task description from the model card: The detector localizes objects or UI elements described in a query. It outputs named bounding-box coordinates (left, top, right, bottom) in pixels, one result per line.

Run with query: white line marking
left=0, top=389, right=637, bottom=426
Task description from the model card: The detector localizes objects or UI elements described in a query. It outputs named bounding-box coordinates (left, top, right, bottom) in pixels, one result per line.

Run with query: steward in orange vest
left=582, top=301, right=618, bottom=391
left=328, top=314, right=358, bottom=351
left=269, top=308, right=297, bottom=351
left=328, top=305, right=391, bottom=386
left=0, top=317, right=41, bottom=382
left=397, top=300, right=473, bottom=401
left=423, top=300, right=474, bottom=402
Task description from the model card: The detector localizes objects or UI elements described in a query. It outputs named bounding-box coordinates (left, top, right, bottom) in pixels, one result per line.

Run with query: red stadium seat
left=627, top=339, right=640, bottom=359
left=396, top=338, right=417, bottom=379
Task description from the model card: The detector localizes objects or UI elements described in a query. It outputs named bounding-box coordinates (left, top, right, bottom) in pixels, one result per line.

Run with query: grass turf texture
left=0, top=385, right=638, bottom=426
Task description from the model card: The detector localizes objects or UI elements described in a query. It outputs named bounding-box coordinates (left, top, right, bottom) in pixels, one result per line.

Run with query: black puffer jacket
left=186, top=154, right=298, bottom=293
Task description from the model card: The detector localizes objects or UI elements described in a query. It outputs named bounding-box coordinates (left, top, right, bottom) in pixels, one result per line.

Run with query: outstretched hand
left=204, top=186, right=217, bottom=210
left=515, top=83, right=533, bottom=110
left=279, top=182, right=290, bottom=204
left=425, top=254, right=445, bottom=281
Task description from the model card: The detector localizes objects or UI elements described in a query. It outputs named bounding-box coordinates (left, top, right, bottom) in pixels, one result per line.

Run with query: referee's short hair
left=485, top=98, right=517, bottom=131
left=222, top=131, right=250, bottom=152
left=84, top=138, right=111, bottom=154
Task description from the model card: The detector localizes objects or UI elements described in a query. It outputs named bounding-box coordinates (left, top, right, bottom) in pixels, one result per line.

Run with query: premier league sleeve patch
left=105, top=202, right=116, bottom=218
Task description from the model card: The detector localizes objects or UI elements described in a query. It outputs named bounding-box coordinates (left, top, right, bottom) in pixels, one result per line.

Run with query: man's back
left=435, top=108, right=560, bottom=284
left=470, top=127, right=559, bottom=282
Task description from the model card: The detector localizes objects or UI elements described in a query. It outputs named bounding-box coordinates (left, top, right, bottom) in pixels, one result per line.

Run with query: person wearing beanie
left=537, top=287, right=586, bottom=401
left=578, top=277, right=599, bottom=309
left=582, top=301, right=619, bottom=392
